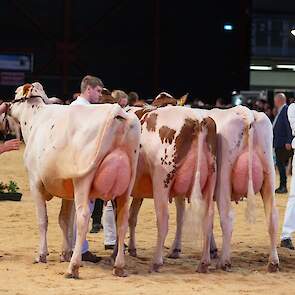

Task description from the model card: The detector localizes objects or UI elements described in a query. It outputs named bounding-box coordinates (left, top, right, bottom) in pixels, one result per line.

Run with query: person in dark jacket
left=90, top=199, right=103, bottom=233
left=273, top=93, right=293, bottom=194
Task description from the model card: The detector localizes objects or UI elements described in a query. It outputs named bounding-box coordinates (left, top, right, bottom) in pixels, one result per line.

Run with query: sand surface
left=0, top=144, right=295, bottom=295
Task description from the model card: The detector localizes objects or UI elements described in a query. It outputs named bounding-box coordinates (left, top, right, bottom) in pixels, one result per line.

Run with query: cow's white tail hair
left=245, top=123, right=256, bottom=223
left=183, top=128, right=206, bottom=246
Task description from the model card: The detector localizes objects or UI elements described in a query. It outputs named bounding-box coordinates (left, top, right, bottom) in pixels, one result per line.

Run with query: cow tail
left=245, top=123, right=256, bottom=223
left=183, top=122, right=206, bottom=245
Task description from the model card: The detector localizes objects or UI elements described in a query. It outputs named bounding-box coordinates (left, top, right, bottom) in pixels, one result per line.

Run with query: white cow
left=170, top=106, right=279, bottom=272
left=32, top=82, right=64, bottom=104
left=9, top=83, right=141, bottom=278
left=127, top=104, right=217, bottom=273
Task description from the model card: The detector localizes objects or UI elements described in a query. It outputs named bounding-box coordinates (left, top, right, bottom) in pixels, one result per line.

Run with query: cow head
left=9, top=83, right=45, bottom=121
left=13, top=83, right=46, bottom=103
left=152, top=92, right=177, bottom=107
left=13, top=83, right=33, bottom=102
left=100, top=88, right=118, bottom=104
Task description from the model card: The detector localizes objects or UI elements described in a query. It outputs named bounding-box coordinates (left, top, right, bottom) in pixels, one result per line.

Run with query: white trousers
left=103, top=201, right=117, bottom=246
left=281, top=155, right=295, bottom=240
left=73, top=200, right=95, bottom=254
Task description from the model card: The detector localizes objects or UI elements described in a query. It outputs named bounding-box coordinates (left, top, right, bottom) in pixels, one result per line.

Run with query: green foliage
left=7, top=181, right=19, bottom=193
left=0, top=180, right=20, bottom=193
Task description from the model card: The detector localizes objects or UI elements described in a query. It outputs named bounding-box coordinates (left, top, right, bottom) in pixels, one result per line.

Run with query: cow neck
left=20, top=97, right=45, bottom=144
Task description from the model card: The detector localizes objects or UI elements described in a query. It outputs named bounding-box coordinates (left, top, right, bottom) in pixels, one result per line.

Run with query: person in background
left=101, top=89, right=128, bottom=249
left=215, top=98, right=225, bottom=108
left=281, top=102, right=295, bottom=249
left=265, top=106, right=274, bottom=122
left=112, top=90, right=128, bottom=108
left=128, top=91, right=139, bottom=106
left=71, top=75, right=103, bottom=263
left=253, top=99, right=265, bottom=112
left=273, top=93, right=293, bottom=194
left=0, top=103, right=20, bottom=154
left=128, top=91, right=146, bottom=107
left=90, top=199, right=104, bottom=233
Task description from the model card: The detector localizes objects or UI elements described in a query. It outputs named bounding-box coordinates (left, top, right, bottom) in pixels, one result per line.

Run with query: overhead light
left=224, top=24, right=233, bottom=31
left=277, top=64, right=295, bottom=70
left=250, top=65, right=272, bottom=71
left=291, top=29, right=295, bottom=36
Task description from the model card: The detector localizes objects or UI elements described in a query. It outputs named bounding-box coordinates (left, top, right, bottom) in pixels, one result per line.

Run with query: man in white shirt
left=71, top=75, right=104, bottom=262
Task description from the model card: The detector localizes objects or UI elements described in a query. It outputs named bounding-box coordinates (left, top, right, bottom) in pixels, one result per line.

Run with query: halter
left=10, top=95, right=43, bottom=104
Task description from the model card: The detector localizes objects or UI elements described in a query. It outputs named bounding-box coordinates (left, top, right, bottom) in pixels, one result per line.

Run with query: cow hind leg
left=59, top=199, right=74, bottom=262
left=113, top=194, right=129, bottom=277
left=261, top=174, right=279, bottom=272
left=66, top=176, right=92, bottom=279
left=168, top=197, right=185, bottom=259
left=216, top=186, right=233, bottom=271
left=128, top=198, right=143, bottom=257
left=150, top=184, right=169, bottom=272
left=197, top=179, right=215, bottom=273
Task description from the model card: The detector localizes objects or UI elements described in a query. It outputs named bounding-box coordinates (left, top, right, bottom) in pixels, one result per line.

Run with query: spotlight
left=250, top=65, right=272, bottom=71
left=224, top=24, right=233, bottom=31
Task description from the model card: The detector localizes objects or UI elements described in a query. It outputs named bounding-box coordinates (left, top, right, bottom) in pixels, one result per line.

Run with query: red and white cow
left=171, top=106, right=279, bottom=272
left=127, top=104, right=217, bottom=273
left=9, top=83, right=141, bottom=278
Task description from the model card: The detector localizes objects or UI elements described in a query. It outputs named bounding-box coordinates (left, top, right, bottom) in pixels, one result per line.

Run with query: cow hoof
left=128, top=248, right=137, bottom=257
left=268, top=262, right=279, bottom=273
left=113, top=267, right=128, bottom=277
left=210, top=249, right=218, bottom=259
left=60, top=251, right=73, bottom=262
left=149, top=263, right=163, bottom=273
left=65, top=264, right=79, bottom=279
left=167, top=249, right=181, bottom=259
left=197, top=262, right=209, bottom=273
left=217, top=260, right=231, bottom=271
left=34, top=254, right=47, bottom=264
left=64, top=272, right=79, bottom=279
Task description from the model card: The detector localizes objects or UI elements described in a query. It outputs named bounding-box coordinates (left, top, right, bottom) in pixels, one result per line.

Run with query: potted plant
left=0, top=180, right=22, bottom=201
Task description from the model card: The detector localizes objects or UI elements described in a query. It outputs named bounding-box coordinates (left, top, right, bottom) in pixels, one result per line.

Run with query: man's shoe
left=105, top=244, right=115, bottom=250
left=90, top=223, right=103, bottom=233
left=104, top=244, right=128, bottom=251
left=81, top=251, right=101, bottom=263
left=281, top=238, right=295, bottom=250
left=275, top=187, right=288, bottom=194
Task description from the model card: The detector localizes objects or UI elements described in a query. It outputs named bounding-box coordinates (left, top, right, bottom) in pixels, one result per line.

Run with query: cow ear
left=22, top=84, right=33, bottom=98
left=102, top=88, right=112, bottom=95
left=32, top=82, right=44, bottom=91
left=15, top=86, right=22, bottom=94
left=177, top=93, right=189, bottom=106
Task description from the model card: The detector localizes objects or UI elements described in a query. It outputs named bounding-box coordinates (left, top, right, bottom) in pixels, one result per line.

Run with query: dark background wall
left=0, top=0, right=251, bottom=103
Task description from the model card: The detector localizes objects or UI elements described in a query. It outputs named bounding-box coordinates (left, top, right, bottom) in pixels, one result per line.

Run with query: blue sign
left=0, top=54, right=33, bottom=72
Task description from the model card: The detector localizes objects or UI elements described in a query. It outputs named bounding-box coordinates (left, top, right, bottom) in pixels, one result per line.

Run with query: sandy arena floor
left=0, top=144, right=295, bottom=295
